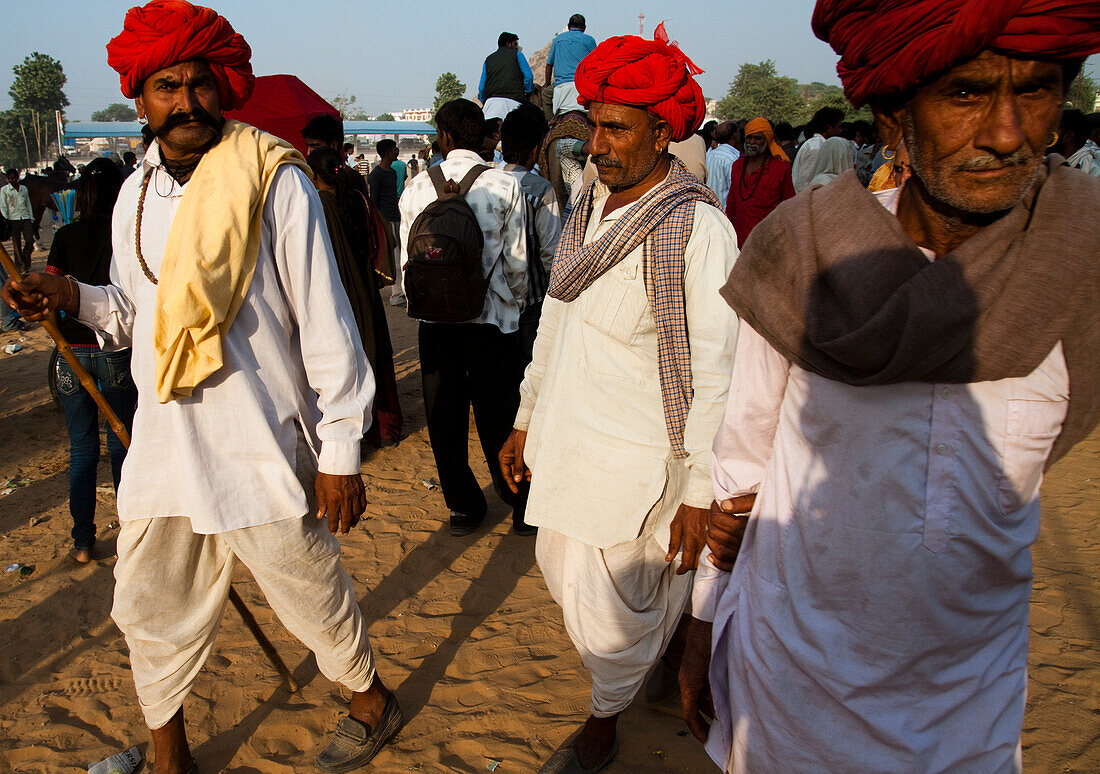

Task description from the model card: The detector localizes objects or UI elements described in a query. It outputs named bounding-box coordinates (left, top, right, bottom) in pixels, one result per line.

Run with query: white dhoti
left=481, top=97, right=522, bottom=121
left=536, top=526, right=692, bottom=717
left=112, top=515, right=376, bottom=729
left=552, top=81, right=582, bottom=115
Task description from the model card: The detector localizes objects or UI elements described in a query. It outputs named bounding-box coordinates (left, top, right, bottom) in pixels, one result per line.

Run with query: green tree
left=433, top=72, right=466, bottom=114
left=375, top=113, right=396, bottom=121
left=803, top=84, right=872, bottom=122
left=3, top=52, right=69, bottom=166
left=331, top=92, right=370, bottom=121
left=716, top=61, right=807, bottom=125
left=91, top=102, right=138, bottom=122
left=1067, top=70, right=1098, bottom=112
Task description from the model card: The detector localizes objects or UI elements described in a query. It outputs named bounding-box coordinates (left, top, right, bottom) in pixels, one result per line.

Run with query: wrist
left=63, top=275, right=80, bottom=315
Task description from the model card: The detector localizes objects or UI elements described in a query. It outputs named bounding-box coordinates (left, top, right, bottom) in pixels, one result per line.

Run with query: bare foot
left=349, top=677, right=392, bottom=730
left=150, top=707, right=194, bottom=774
left=69, top=547, right=92, bottom=564
left=574, top=714, right=618, bottom=770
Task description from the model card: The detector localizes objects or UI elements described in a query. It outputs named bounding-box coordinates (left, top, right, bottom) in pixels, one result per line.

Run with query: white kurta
left=78, top=142, right=374, bottom=534
left=515, top=180, right=740, bottom=549
left=696, top=243, right=1071, bottom=771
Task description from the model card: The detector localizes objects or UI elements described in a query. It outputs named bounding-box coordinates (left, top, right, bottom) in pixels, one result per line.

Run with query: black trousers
left=419, top=321, right=529, bottom=521
left=10, top=218, right=34, bottom=272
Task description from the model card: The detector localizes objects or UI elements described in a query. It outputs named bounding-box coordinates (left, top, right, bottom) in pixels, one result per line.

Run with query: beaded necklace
left=134, top=169, right=159, bottom=285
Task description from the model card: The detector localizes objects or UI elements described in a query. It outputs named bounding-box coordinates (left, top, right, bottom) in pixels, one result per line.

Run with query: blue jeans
left=56, top=349, right=138, bottom=549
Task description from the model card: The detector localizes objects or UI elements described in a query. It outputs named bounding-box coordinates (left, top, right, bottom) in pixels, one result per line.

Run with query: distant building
left=397, top=108, right=433, bottom=122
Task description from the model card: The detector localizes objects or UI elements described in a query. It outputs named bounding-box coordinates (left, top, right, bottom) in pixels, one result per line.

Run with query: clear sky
left=3, top=1, right=1098, bottom=121
left=1, top=0, right=852, bottom=120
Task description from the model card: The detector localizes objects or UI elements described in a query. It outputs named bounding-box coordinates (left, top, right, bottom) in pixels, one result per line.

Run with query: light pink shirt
left=696, top=188, right=1070, bottom=773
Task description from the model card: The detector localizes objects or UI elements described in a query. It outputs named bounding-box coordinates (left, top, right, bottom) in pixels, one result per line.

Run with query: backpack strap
left=427, top=165, right=453, bottom=198
left=457, top=164, right=490, bottom=196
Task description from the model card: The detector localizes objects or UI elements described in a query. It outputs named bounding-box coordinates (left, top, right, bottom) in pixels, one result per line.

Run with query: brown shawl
left=720, top=160, right=1100, bottom=466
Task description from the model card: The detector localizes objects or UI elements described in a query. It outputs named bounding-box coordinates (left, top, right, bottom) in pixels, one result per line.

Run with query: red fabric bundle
left=106, top=0, right=254, bottom=110
left=573, top=23, right=705, bottom=142
left=813, top=0, right=1100, bottom=107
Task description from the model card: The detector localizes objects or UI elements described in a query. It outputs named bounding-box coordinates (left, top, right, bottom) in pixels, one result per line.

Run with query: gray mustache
left=592, top=157, right=623, bottom=168
left=957, top=150, right=1031, bottom=171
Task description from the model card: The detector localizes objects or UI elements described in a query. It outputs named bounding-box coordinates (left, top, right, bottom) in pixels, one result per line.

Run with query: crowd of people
left=2, top=1, right=1100, bottom=773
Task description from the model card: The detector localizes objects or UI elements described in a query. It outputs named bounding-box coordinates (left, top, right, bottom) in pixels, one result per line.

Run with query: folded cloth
left=720, top=159, right=1100, bottom=466
left=152, top=119, right=310, bottom=402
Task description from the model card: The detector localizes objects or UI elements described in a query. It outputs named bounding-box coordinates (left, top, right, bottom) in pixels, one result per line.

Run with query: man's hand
left=706, top=494, right=756, bottom=571
left=498, top=428, right=530, bottom=494
left=315, top=472, right=367, bottom=535
left=1, top=272, right=76, bottom=321
left=666, top=503, right=709, bottom=575
left=680, top=616, right=715, bottom=743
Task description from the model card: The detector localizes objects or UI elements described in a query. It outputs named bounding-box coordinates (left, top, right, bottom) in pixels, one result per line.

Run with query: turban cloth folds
left=813, top=0, right=1100, bottom=107
left=743, top=117, right=789, bottom=162
left=107, top=0, right=255, bottom=110
left=573, top=22, right=705, bottom=142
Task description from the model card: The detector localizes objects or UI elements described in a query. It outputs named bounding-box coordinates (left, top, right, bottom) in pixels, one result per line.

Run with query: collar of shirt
left=445, top=148, right=488, bottom=165
left=502, top=163, right=529, bottom=174
left=140, top=140, right=187, bottom=199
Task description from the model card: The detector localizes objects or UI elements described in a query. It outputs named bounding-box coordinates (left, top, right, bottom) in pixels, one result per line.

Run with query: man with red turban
left=497, top=24, right=740, bottom=774
left=723, top=117, right=796, bottom=248
left=679, top=2, right=1100, bottom=772
left=3, top=2, right=401, bottom=772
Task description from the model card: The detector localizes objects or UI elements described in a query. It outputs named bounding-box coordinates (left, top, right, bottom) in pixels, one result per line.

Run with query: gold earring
left=1047, top=131, right=1059, bottom=148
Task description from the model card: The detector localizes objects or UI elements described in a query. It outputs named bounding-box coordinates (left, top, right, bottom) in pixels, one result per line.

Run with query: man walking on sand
left=499, top=27, right=739, bottom=774
left=4, top=3, right=401, bottom=772
left=682, top=2, right=1100, bottom=771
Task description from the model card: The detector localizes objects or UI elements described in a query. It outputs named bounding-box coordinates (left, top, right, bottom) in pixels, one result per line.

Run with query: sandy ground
left=0, top=240, right=1097, bottom=773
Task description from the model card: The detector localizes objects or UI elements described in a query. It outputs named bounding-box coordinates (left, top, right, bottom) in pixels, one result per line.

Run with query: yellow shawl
left=153, top=119, right=311, bottom=403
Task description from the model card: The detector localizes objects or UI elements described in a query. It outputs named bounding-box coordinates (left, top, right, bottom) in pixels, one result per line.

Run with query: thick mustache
left=155, top=108, right=221, bottom=136
left=592, top=156, right=622, bottom=168
left=957, top=150, right=1031, bottom=172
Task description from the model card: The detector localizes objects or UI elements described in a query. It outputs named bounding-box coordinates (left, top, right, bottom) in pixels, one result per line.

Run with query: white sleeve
left=535, top=186, right=562, bottom=273
left=267, top=165, right=374, bottom=474
left=679, top=206, right=740, bottom=509
left=692, top=321, right=790, bottom=622
left=514, top=296, right=563, bottom=430
left=500, top=178, right=528, bottom=307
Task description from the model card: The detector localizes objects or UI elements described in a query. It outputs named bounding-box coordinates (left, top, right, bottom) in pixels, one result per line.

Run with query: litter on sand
left=487, top=759, right=503, bottom=771
left=3, top=343, right=22, bottom=354
left=420, top=478, right=440, bottom=490
left=88, top=746, right=142, bottom=774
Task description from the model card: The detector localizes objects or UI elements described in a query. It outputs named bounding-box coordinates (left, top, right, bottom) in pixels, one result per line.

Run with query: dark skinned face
left=587, top=101, right=671, bottom=193
left=877, top=52, right=1065, bottom=215
left=135, top=60, right=223, bottom=160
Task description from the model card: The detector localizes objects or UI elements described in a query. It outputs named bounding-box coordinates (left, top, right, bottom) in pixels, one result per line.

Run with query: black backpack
left=405, top=164, right=491, bottom=322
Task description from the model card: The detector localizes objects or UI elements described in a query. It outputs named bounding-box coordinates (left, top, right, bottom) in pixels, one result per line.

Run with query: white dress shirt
left=515, top=178, right=739, bottom=548
left=696, top=187, right=1071, bottom=773
left=398, top=148, right=528, bottom=333
left=77, top=141, right=374, bottom=534
left=0, top=182, right=32, bottom=221
left=791, top=133, right=825, bottom=193
left=705, top=144, right=740, bottom=208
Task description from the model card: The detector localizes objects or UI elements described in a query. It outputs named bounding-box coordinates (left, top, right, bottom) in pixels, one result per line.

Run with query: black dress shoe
left=449, top=510, right=484, bottom=536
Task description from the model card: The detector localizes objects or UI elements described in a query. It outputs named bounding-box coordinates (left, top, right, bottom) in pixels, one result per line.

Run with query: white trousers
left=482, top=97, right=522, bottom=122
left=537, top=527, right=691, bottom=717
left=112, top=515, right=376, bottom=729
left=552, top=82, right=582, bottom=115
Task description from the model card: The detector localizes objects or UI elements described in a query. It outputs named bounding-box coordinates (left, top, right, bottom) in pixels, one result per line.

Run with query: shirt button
left=940, top=387, right=953, bottom=399
left=936, top=443, right=951, bottom=455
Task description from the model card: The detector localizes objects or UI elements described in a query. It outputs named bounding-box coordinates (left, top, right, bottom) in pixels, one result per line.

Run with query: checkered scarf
left=548, top=158, right=721, bottom=458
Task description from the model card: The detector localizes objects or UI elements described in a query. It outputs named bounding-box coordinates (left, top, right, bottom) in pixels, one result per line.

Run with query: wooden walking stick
left=1, top=244, right=299, bottom=693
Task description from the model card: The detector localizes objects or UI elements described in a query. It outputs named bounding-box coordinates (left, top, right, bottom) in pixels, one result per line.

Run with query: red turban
left=573, top=22, right=705, bottom=142
left=106, top=0, right=255, bottom=110
left=813, top=0, right=1100, bottom=107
